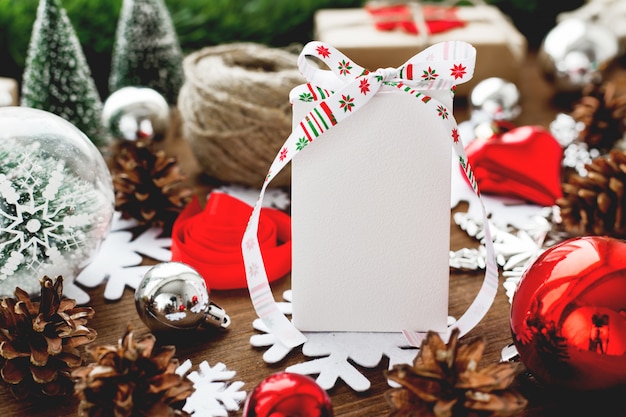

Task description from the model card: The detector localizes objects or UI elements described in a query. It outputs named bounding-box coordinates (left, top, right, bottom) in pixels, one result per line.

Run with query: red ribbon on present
left=171, top=192, right=291, bottom=290
left=365, top=4, right=465, bottom=35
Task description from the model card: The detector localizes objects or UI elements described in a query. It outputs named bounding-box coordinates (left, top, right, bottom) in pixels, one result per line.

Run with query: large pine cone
left=571, top=80, right=626, bottom=152
left=385, top=328, right=526, bottom=417
left=72, top=326, right=194, bottom=417
left=110, top=139, right=194, bottom=231
left=0, top=276, right=96, bottom=399
left=557, top=149, right=626, bottom=237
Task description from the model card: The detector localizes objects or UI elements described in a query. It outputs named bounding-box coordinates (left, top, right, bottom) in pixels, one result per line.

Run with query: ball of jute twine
left=178, top=43, right=305, bottom=188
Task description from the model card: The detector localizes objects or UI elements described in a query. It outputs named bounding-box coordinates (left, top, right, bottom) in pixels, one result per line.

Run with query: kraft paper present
left=314, top=5, right=526, bottom=95
left=290, top=88, right=454, bottom=333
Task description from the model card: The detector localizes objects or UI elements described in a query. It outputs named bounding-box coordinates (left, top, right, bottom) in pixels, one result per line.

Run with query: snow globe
left=0, top=107, right=115, bottom=296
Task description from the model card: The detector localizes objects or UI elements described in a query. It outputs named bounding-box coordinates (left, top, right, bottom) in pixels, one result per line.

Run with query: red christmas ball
left=510, top=236, right=626, bottom=390
left=243, top=372, right=334, bottom=417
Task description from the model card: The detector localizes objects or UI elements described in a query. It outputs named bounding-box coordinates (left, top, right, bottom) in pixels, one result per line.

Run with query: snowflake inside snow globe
left=0, top=107, right=114, bottom=296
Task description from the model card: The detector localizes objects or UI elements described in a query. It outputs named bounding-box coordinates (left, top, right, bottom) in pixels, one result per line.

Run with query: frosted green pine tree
left=109, top=0, right=185, bottom=105
left=20, top=0, right=108, bottom=149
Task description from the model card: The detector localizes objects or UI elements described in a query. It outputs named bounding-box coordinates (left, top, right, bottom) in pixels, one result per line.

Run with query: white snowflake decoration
left=449, top=123, right=569, bottom=304
left=250, top=291, right=419, bottom=392
left=0, top=139, right=111, bottom=296
left=72, top=186, right=291, bottom=304
left=176, top=360, right=246, bottom=417
left=448, top=210, right=567, bottom=306
left=74, top=212, right=171, bottom=303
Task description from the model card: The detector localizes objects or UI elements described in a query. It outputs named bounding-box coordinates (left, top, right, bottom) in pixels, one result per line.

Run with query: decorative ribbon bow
left=242, top=41, right=498, bottom=348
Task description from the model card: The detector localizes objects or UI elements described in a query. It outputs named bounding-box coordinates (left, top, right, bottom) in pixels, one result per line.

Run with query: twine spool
left=178, top=43, right=305, bottom=188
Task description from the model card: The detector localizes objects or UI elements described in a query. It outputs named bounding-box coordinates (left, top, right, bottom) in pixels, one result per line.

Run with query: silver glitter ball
left=538, top=19, right=619, bottom=92
left=102, top=86, right=170, bottom=141
left=469, top=77, right=521, bottom=121
left=135, top=262, right=230, bottom=332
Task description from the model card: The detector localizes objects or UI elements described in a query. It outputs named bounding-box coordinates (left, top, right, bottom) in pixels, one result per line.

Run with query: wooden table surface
left=2, top=51, right=626, bottom=417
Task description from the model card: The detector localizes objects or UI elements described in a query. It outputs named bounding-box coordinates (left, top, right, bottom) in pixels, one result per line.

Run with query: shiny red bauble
left=243, top=372, right=334, bottom=417
left=510, top=236, right=626, bottom=390
left=465, top=123, right=563, bottom=206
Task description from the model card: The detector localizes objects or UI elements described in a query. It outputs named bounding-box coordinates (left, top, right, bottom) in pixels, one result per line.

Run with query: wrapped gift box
left=290, top=88, right=453, bottom=333
left=314, top=4, right=526, bottom=95
left=286, top=38, right=477, bottom=333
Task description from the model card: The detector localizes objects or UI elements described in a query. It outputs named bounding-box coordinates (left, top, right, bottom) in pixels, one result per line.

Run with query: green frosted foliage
left=109, top=0, right=184, bottom=105
left=20, top=0, right=108, bottom=149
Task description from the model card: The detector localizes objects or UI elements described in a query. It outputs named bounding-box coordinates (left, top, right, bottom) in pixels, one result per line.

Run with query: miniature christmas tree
left=109, top=0, right=185, bottom=105
left=20, top=0, right=108, bottom=149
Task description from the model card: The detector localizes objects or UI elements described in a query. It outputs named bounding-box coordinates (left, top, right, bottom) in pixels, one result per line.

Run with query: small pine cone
left=385, top=329, right=527, bottom=417
left=72, top=326, right=194, bottom=417
left=557, top=149, right=626, bottom=237
left=110, top=139, right=194, bottom=231
left=0, top=276, right=96, bottom=399
left=571, top=80, right=626, bottom=151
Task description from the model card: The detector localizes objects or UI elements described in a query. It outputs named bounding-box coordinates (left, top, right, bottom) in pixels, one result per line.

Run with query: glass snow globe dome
left=0, top=107, right=115, bottom=296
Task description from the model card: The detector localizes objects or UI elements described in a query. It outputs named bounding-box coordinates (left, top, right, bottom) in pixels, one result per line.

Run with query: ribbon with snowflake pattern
left=242, top=40, right=498, bottom=348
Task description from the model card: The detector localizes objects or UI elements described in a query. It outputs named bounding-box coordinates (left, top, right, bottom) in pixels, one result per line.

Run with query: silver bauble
left=102, top=86, right=170, bottom=141
left=469, top=77, right=521, bottom=121
left=135, top=262, right=230, bottom=332
left=539, top=19, right=619, bottom=92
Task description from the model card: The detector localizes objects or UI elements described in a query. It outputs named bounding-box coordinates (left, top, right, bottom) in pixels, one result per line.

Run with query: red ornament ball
left=510, top=236, right=626, bottom=390
left=243, top=372, right=334, bottom=417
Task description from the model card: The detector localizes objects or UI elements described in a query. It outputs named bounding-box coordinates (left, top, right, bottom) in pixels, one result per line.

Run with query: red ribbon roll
left=171, top=192, right=291, bottom=290
left=365, top=4, right=465, bottom=35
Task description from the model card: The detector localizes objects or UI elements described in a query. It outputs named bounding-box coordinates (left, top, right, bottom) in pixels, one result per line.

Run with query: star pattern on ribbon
left=359, top=79, right=370, bottom=95
left=315, top=45, right=330, bottom=59
left=338, top=59, right=352, bottom=76
left=450, top=63, right=467, bottom=79
left=422, top=66, right=439, bottom=80
left=452, top=128, right=460, bottom=143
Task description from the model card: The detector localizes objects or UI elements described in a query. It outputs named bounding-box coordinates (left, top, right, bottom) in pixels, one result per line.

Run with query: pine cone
left=110, top=139, right=194, bottom=231
left=385, top=329, right=527, bottom=417
left=557, top=149, right=626, bottom=237
left=571, top=80, right=626, bottom=151
left=72, top=326, right=194, bottom=417
left=0, top=276, right=96, bottom=399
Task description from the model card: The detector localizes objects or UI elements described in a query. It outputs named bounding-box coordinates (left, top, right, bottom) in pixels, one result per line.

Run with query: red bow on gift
left=171, top=192, right=291, bottom=290
left=365, top=4, right=465, bottom=35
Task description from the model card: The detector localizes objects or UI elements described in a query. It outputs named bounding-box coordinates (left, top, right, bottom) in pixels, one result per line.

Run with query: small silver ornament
left=135, top=262, right=230, bottom=332
left=538, top=19, right=619, bottom=92
left=549, top=112, right=599, bottom=176
left=102, top=86, right=170, bottom=141
left=469, top=77, right=521, bottom=121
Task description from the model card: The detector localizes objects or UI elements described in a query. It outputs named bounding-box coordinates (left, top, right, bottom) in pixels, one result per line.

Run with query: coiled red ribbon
left=171, top=192, right=291, bottom=290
